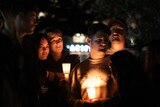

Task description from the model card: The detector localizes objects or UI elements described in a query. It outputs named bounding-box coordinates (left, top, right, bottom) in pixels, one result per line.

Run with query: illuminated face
left=49, top=35, right=63, bottom=54
left=38, top=38, right=49, bottom=60
left=89, top=35, right=109, bottom=52
left=20, top=11, right=38, bottom=35
left=109, top=25, right=125, bottom=44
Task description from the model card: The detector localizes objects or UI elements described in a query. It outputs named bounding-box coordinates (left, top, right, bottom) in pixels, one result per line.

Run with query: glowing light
left=73, top=33, right=87, bottom=43
left=87, top=87, right=96, bottom=100
left=86, top=77, right=101, bottom=100
left=66, top=44, right=90, bottom=52
left=81, top=70, right=108, bottom=101
left=62, top=63, right=71, bottom=81
left=38, top=12, right=47, bottom=19
left=130, top=37, right=135, bottom=46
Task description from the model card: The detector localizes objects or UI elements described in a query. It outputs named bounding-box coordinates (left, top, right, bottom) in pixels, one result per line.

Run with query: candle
left=64, top=74, right=69, bottom=80
left=87, top=86, right=96, bottom=100
left=62, top=63, right=71, bottom=81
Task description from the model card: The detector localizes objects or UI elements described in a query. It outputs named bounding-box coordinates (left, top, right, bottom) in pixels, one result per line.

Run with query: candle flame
left=87, top=87, right=96, bottom=99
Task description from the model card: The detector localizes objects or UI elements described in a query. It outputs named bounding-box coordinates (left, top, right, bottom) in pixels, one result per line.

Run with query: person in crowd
left=34, top=33, right=50, bottom=107
left=139, top=39, right=160, bottom=107
left=111, top=49, right=151, bottom=107
left=0, top=1, right=39, bottom=107
left=69, top=23, right=119, bottom=107
left=106, top=19, right=137, bottom=56
left=36, top=33, right=50, bottom=61
left=42, top=27, right=80, bottom=107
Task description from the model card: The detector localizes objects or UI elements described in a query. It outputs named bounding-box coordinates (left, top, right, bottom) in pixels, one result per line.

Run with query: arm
left=68, top=67, right=83, bottom=107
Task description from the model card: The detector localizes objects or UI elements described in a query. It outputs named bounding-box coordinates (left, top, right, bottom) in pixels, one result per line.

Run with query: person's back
left=0, top=1, right=39, bottom=107
left=139, top=39, right=160, bottom=107
left=111, top=50, right=151, bottom=107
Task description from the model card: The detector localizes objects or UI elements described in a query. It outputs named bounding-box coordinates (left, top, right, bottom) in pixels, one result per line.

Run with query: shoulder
left=72, top=58, right=89, bottom=69
left=110, top=50, right=137, bottom=64
left=69, top=54, right=80, bottom=59
left=67, top=54, right=80, bottom=63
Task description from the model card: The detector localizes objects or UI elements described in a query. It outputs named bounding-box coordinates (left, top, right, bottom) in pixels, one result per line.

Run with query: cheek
left=50, top=45, right=56, bottom=51
left=38, top=50, right=42, bottom=58
left=108, top=36, right=112, bottom=41
left=119, top=36, right=125, bottom=41
left=46, top=49, right=50, bottom=54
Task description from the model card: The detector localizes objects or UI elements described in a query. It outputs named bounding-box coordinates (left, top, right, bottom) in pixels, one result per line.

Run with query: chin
left=26, top=31, right=34, bottom=35
left=99, top=49, right=106, bottom=52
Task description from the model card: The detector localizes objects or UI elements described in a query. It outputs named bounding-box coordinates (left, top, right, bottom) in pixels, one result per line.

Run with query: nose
left=42, top=47, right=48, bottom=51
left=112, top=32, right=119, bottom=36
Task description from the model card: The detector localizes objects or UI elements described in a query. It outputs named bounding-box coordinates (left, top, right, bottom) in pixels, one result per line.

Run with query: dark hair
left=108, top=20, right=127, bottom=29
left=108, top=19, right=128, bottom=36
left=87, top=23, right=111, bottom=39
left=45, top=27, right=62, bottom=38
left=34, top=33, right=49, bottom=50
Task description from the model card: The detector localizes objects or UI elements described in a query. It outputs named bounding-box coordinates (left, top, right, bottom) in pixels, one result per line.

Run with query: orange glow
left=62, top=63, right=71, bottom=81
left=82, top=69, right=108, bottom=100
left=87, top=87, right=96, bottom=99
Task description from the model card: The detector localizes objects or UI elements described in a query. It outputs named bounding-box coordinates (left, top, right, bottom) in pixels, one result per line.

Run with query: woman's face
left=49, top=35, right=63, bottom=54
left=38, top=38, right=49, bottom=60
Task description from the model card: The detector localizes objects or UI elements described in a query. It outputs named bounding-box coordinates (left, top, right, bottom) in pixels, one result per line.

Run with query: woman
left=34, top=33, right=50, bottom=107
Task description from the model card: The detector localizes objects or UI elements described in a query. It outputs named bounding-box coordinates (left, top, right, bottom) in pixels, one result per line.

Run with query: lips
left=112, top=36, right=120, bottom=41
left=42, top=53, right=48, bottom=56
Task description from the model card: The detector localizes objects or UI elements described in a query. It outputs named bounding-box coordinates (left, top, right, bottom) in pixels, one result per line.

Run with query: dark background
left=1, top=0, right=160, bottom=49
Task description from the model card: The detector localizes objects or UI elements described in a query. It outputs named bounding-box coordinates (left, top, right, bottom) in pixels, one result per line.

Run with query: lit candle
left=64, top=74, right=69, bottom=80
left=87, top=86, right=96, bottom=100
left=62, top=63, right=71, bottom=81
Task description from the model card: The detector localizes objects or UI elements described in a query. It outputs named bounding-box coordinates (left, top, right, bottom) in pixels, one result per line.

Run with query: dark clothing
left=110, top=50, right=150, bottom=107
left=41, top=50, right=80, bottom=107
left=46, top=50, right=80, bottom=73
left=19, top=35, right=40, bottom=107
left=0, top=32, right=21, bottom=107
left=0, top=33, right=40, bottom=107
left=38, top=60, right=48, bottom=107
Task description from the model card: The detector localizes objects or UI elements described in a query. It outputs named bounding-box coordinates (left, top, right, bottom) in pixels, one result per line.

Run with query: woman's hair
left=34, top=33, right=49, bottom=50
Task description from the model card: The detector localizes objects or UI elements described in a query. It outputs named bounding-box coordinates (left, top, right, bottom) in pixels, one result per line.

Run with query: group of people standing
left=0, top=1, right=159, bottom=107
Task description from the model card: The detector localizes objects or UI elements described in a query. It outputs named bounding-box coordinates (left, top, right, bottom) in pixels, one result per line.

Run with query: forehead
left=48, top=34, right=62, bottom=39
left=110, top=24, right=124, bottom=29
left=40, top=37, right=48, bottom=42
left=48, top=32, right=61, bottom=38
left=20, top=11, right=37, bottom=20
left=96, top=32, right=109, bottom=38
left=92, top=35, right=108, bottom=39
left=29, top=11, right=38, bottom=16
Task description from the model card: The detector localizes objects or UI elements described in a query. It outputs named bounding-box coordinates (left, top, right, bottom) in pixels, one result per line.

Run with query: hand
left=46, top=71, right=49, bottom=78
left=57, top=72, right=65, bottom=80
left=83, top=100, right=102, bottom=107
left=47, top=71, right=56, bottom=81
left=40, top=85, right=48, bottom=93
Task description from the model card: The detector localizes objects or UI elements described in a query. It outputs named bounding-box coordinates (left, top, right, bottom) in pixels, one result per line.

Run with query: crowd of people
left=0, top=1, right=160, bottom=107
